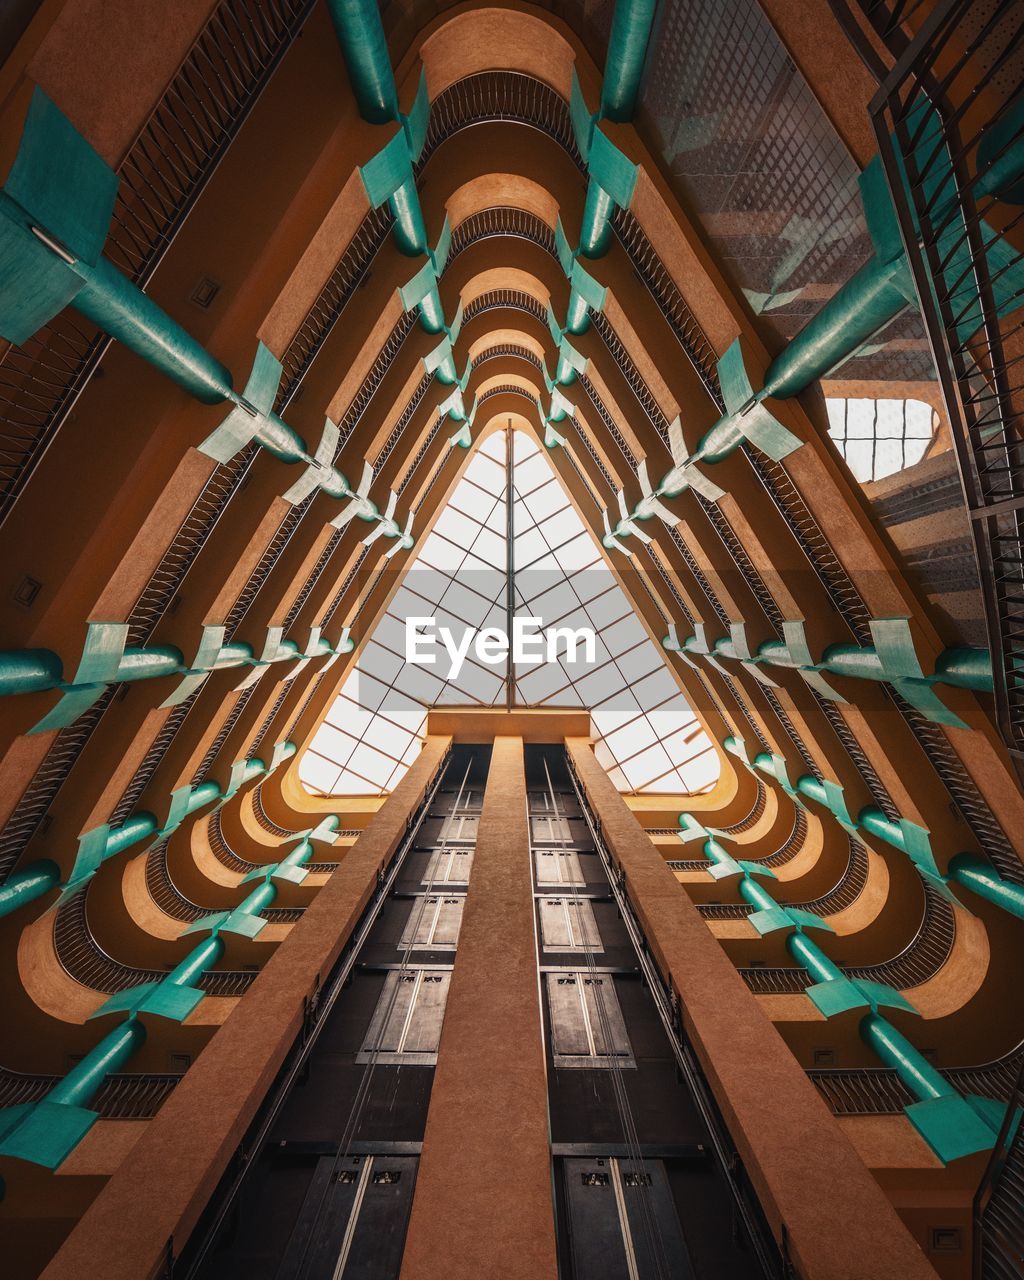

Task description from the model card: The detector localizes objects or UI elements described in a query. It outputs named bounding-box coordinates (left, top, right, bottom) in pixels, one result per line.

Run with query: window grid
left=299, top=432, right=719, bottom=797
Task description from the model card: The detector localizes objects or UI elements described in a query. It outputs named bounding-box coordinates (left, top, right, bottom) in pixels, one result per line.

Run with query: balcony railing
left=854, top=0, right=1024, bottom=770
left=0, top=0, right=315, bottom=525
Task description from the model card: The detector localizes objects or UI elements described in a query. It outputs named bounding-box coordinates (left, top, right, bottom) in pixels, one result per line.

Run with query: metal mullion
left=612, top=699, right=690, bottom=772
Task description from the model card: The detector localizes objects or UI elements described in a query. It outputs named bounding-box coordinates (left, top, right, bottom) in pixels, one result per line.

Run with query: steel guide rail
left=563, top=749, right=788, bottom=1280
left=176, top=743, right=452, bottom=1278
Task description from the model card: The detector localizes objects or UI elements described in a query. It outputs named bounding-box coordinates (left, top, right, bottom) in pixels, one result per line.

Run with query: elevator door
left=546, top=972, right=634, bottom=1068
left=564, top=1157, right=696, bottom=1280
left=534, top=847, right=584, bottom=885
left=276, top=1154, right=417, bottom=1280
left=398, top=896, right=464, bottom=950
left=539, top=897, right=602, bottom=951
left=357, top=970, right=451, bottom=1065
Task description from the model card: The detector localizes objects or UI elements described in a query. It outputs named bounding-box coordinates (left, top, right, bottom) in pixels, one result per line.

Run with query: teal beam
left=601, top=0, right=658, bottom=121
left=565, top=290, right=591, bottom=335
left=667, top=623, right=994, bottom=725
left=947, top=854, right=1024, bottom=921
left=573, top=0, right=655, bottom=258
left=325, top=0, right=400, bottom=123
left=724, top=737, right=1024, bottom=922
left=417, top=283, right=447, bottom=333
left=861, top=1012, right=954, bottom=1102
left=389, top=180, right=429, bottom=258
left=0, top=650, right=63, bottom=696
left=0, top=1017, right=145, bottom=1168
left=787, top=930, right=844, bottom=985
left=860, top=1012, right=1004, bottom=1162
left=165, top=934, right=224, bottom=989
left=760, top=254, right=910, bottom=401
left=72, top=254, right=232, bottom=403
left=0, top=859, right=59, bottom=918
left=0, top=92, right=371, bottom=508
left=687, top=806, right=993, bottom=1162
left=47, top=1019, right=144, bottom=1107
left=0, top=627, right=338, bottom=726
left=579, top=182, right=616, bottom=259
left=185, top=878, right=279, bottom=940
left=92, top=934, right=226, bottom=1023
left=605, top=127, right=1024, bottom=545
left=0, top=742, right=296, bottom=920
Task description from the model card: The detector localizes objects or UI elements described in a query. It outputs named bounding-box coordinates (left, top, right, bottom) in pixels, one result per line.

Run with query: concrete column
left=39, top=736, right=452, bottom=1280
left=400, top=736, right=558, bottom=1280
left=566, top=738, right=939, bottom=1280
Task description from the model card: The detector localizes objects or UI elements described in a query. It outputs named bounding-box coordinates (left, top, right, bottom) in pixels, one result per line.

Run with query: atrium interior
left=0, top=1, right=1021, bottom=1278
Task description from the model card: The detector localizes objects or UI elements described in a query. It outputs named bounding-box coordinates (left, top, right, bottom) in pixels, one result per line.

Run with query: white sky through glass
left=299, top=431, right=719, bottom=797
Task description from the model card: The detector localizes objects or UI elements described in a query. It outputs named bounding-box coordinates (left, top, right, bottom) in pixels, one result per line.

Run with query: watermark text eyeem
left=406, top=616, right=596, bottom=680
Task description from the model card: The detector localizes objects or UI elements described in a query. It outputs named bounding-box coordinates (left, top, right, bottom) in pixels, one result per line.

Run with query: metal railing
left=449, top=206, right=554, bottom=257
left=53, top=887, right=258, bottom=997
left=145, top=839, right=305, bottom=924
left=695, top=836, right=869, bottom=920
left=858, top=0, right=1024, bottom=768
left=0, top=0, right=315, bottom=524
left=812, top=691, right=902, bottom=821
left=0, top=1066, right=184, bottom=1118
left=810, top=1040, right=1024, bottom=1118
left=974, top=1055, right=1024, bottom=1278
left=250, top=783, right=299, bottom=837
left=738, top=882, right=956, bottom=994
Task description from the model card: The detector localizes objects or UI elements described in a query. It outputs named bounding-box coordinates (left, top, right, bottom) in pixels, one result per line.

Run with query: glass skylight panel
left=300, top=429, right=720, bottom=798
left=826, top=397, right=936, bottom=483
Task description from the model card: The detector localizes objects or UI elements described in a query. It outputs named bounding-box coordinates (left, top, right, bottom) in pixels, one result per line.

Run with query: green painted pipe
left=278, top=839, right=314, bottom=873
left=858, top=804, right=908, bottom=852
left=213, top=642, right=255, bottom=669
left=730, top=740, right=1024, bottom=921
left=238, top=880, right=277, bottom=918
left=326, top=0, right=400, bottom=124
left=787, top=930, right=844, bottom=985
left=0, top=744, right=295, bottom=921
left=106, top=813, right=159, bottom=856
left=947, top=854, right=1024, bottom=921
left=0, top=650, right=63, bottom=696
left=860, top=1012, right=951, bottom=1102
left=73, top=256, right=232, bottom=404
left=565, top=289, right=590, bottom=335
left=934, top=648, right=993, bottom=692
left=186, top=782, right=222, bottom=815
left=0, top=859, right=60, bottom=918
left=246, top=408, right=313, bottom=467
left=111, top=646, right=183, bottom=683
left=389, top=181, right=429, bottom=258
left=555, top=358, right=577, bottom=386
left=166, top=935, right=224, bottom=988
left=761, top=255, right=910, bottom=401
left=579, top=182, right=616, bottom=259
left=601, top=0, right=658, bottom=122
left=47, top=1018, right=146, bottom=1108
left=697, top=632, right=995, bottom=697
left=737, top=876, right=778, bottom=917
left=0, top=634, right=322, bottom=706
left=817, top=644, right=889, bottom=682
left=241, top=758, right=266, bottom=783
left=418, top=285, right=447, bottom=334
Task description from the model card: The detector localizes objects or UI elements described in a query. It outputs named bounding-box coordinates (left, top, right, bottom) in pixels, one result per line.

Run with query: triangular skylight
left=299, top=430, right=719, bottom=797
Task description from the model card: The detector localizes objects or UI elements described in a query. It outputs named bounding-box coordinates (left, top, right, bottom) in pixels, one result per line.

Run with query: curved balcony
left=53, top=889, right=256, bottom=996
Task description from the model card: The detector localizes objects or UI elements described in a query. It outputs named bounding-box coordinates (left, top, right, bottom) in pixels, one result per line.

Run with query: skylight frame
left=299, top=429, right=718, bottom=798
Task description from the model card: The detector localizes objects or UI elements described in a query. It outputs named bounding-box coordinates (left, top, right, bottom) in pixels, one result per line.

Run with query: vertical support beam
left=39, top=737, right=452, bottom=1280
left=566, top=738, right=940, bottom=1280
left=401, top=737, right=557, bottom=1280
